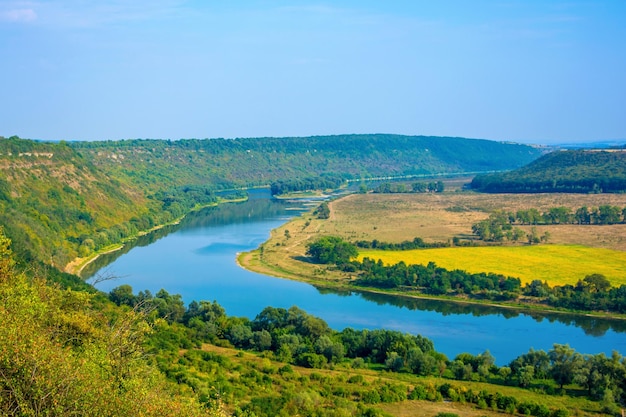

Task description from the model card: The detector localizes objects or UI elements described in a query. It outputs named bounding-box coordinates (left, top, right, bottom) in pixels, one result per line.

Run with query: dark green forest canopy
left=471, top=149, right=626, bottom=193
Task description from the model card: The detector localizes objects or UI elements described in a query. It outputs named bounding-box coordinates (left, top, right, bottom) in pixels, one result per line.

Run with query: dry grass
left=327, top=192, right=626, bottom=250
left=239, top=190, right=626, bottom=288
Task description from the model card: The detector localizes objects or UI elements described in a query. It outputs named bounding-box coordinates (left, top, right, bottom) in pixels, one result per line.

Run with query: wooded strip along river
left=84, top=189, right=626, bottom=365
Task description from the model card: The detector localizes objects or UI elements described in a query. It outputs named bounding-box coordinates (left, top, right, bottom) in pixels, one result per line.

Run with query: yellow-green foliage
left=359, top=245, right=626, bottom=286
left=0, top=232, right=215, bottom=417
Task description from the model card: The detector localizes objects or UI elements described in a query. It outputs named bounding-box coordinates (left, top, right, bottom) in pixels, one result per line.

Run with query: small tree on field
left=306, top=236, right=358, bottom=265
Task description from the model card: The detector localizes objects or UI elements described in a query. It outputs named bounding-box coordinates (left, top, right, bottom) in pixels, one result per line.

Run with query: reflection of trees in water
left=82, top=194, right=302, bottom=279
left=315, top=287, right=626, bottom=337
left=178, top=198, right=292, bottom=231
left=81, top=224, right=177, bottom=279
left=83, top=190, right=626, bottom=339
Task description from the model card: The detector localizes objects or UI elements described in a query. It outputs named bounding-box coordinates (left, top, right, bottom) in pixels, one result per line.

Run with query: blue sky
left=1, top=1, right=624, bottom=143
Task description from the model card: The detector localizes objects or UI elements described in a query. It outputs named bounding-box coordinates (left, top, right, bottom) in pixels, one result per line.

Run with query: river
left=84, top=189, right=626, bottom=365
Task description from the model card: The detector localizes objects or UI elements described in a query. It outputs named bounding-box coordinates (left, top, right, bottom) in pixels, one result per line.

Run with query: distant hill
left=71, top=135, right=542, bottom=191
left=471, top=149, right=626, bottom=193
left=1, top=134, right=542, bottom=267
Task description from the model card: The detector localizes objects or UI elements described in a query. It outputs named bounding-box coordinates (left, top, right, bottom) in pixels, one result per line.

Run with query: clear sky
left=1, top=1, right=624, bottom=144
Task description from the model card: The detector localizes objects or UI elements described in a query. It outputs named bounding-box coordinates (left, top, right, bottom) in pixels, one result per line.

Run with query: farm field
left=326, top=191, right=626, bottom=251
left=241, top=187, right=626, bottom=289
left=358, top=245, right=626, bottom=286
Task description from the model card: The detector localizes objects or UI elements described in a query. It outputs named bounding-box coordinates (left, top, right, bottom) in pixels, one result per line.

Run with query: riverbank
left=237, top=246, right=626, bottom=321
left=65, top=196, right=248, bottom=276
left=236, top=192, right=626, bottom=321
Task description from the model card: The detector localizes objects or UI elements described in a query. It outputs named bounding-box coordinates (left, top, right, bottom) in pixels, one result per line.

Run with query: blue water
left=89, top=189, right=626, bottom=365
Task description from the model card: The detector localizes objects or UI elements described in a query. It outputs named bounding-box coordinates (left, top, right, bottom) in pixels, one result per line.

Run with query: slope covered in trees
left=3, top=227, right=617, bottom=416
left=471, top=149, right=626, bottom=193
left=0, top=136, right=152, bottom=267
left=0, top=231, right=211, bottom=417
left=72, top=134, right=541, bottom=191
left=0, top=134, right=541, bottom=268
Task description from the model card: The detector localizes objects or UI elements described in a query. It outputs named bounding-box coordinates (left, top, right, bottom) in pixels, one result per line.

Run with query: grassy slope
left=72, top=135, right=543, bottom=191
left=0, top=138, right=151, bottom=266
left=168, top=343, right=604, bottom=417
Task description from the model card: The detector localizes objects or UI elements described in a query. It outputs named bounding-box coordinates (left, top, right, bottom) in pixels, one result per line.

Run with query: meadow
left=240, top=183, right=626, bottom=290
left=358, top=245, right=626, bottom=286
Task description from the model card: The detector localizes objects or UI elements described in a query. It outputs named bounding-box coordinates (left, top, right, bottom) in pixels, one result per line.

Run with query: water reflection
left=342, top=291, right=626, bottom=337
left=84, top=188, right=626, bottom=351
left=317, top=288, right=626, bottom=336
left=82, top=193, right=302, bottom=278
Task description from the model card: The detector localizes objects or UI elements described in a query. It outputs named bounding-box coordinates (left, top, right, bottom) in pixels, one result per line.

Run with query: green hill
left=0, top=137, right=152, bottom=267
left=0, top=134, right=541, bottom=268
left=471, top=149, right=626, bottom=193
left=72, top=134, right=541, bottom=190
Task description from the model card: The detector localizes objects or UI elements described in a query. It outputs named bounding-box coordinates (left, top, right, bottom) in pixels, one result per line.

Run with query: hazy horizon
left=1, top=1, right=624, bottom=144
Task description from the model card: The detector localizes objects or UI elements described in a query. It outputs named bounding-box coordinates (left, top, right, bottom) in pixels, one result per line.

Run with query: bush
left=408, top=385, right=427, bottom=400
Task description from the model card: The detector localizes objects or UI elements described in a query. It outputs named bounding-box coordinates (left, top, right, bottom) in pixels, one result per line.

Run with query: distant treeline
left=371, top=180, right=444, bottom=194
left=472, top=149, right=626, bottom=193
left=270, top=174, right=345, bottom=196
left=355, top=237, right=449, bottom=250
left=472, top=205, right=626, bottom=243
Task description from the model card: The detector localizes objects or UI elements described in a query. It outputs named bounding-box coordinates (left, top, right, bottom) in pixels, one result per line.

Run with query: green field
left=358, top=245, right=626, bottom=286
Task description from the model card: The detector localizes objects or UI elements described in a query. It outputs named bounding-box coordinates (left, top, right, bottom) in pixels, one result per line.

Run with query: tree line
left=270, top=174, right=345, bottom=196
left=354, top=237, right=449, bottom=250
left=109, top=284, right=626, bottom=415
left=370, top=180, right=444, bottom=194
left=305, top=236, right=626, bottom=314
left=471, top=204, right=626, bottom=244
left=350, top=257, right=626, bottom=313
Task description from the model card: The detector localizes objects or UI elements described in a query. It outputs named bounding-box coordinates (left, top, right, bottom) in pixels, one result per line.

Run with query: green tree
left=575, top=206, right=591, bottom=224
left=597, top=205, right=621, bottom=224
left=314, top=202, right=330, bottom=219
left=306, top=236, right=358, bottom=265
left=581, top=273, right=611, bottom=293
left=518, top=365, right=535, bottom=388
left=110, top=284, right=137, bottom=306
left=549, top=344, right=584, bottom=389
left=385, top=352, right=404, bottom=372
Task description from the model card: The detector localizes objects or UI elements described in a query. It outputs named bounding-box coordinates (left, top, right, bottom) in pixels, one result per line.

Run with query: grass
left=359, top=245, right=626, bottom=286
left=194, top=343, right=605, bottom=417
left=327, top=192, right=626, bottom=251
left=238, top=188, right=626, bottom=312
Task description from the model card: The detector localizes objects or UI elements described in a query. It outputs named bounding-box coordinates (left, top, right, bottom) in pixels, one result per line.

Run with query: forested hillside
left=2, top=228, right=616, bottom=417
left=0, top=134, right=541, bottom=269
left=0, top=137, right=151, bottom=267
left=471, top=149, right=626, bottom=193
left=72, top=135, right=541, bottom=191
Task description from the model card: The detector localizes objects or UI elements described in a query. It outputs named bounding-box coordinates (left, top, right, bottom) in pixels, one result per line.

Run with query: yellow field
left=358, top=245, right=626, bottom=286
